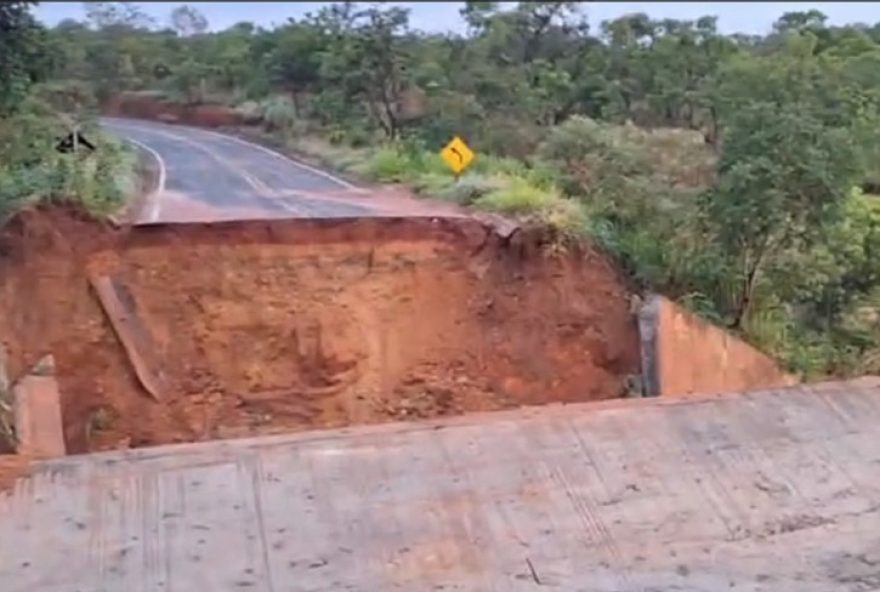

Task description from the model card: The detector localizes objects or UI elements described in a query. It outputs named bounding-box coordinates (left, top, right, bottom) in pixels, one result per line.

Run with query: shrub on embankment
left=0, top=94, right=138, bottom=220
left=0, top=24, right=137, bottom=223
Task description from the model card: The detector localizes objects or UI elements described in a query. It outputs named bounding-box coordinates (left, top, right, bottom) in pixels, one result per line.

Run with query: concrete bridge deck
left=3, top=378, right=880, bottom=591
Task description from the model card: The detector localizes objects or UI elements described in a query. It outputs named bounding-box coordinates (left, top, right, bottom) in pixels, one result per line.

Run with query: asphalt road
left=101, top=117, right=375, bottom=222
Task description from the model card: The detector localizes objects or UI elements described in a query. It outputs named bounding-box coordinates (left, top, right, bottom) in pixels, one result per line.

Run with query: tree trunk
left=731, top=237, right=772, bottom=330
left=705, top=105, right=720, bottom=149
left=379, top=78, right=399, bottom=140
left=291, top=90, right=301, bottom=117
left=731, top=266, right=758, bottom=330
left=365, top=94, right=393, bottom=138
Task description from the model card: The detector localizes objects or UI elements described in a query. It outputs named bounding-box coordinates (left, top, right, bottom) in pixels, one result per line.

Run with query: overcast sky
left=33, top=2, right=880, bottom=35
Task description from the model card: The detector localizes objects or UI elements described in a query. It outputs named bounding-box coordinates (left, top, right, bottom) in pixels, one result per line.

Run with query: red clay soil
left=0, top=455, right=32, bottom=491
left=105, top=92, right=242, bottom=128
left=0, top=205, right=640, bottom=459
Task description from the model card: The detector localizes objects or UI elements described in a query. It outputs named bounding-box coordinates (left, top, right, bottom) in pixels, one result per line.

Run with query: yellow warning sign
left=440, top=135, right=475, bottom=175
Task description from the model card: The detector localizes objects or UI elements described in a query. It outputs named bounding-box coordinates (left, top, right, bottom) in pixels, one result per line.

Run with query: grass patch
left=475, top=177, right=561, bottom=214
left=435, top=174, right=504, bottom=204
left=285, top=135, right=371, bottom=175
left=351, top=147, right=414, bottom=182
left=411, top=171, right=455, bottom=195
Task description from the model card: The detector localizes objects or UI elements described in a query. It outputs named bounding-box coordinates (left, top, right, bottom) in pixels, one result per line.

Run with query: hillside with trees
left=6, top=1, right=880, bottom=378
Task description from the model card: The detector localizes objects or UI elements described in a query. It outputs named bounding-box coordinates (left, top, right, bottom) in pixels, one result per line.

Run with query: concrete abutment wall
left=640, top=294, right=797, bottom=397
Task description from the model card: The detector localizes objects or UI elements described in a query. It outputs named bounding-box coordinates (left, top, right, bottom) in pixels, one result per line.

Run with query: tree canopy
left=8, top=2, right=880, bottom=377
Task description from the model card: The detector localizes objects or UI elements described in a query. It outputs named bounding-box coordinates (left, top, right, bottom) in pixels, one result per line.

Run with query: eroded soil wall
left=105, top=92, right=242, bottom=127
left=0, top=207, right=641, bottom=453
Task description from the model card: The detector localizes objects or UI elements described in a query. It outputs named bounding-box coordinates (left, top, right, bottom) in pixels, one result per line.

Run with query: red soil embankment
left=0, top=206, right=641, bottom=454
left=105, top=92, right=242, bottom=128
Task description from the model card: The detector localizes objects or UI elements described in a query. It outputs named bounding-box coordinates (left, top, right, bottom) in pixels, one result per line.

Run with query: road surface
left=101, top=117, right=385, bottom=223
left=3, top=378, right=880, bottom=590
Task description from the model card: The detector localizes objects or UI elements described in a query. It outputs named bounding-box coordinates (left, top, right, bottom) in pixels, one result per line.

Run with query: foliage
left=702, top=99, right=863, bottom=329
left=0, top=2, right=52, bottom=115
left=435, top=174, right=504, bottom=205
left=169, top=5, right=209, bottom=37
left=10, top=3, right=880, bottom=377
left=475, top=177, right=560, bottom=214
left=261, top=95, right=301, bottom=133
left=0, top=87, right=135, bottom=219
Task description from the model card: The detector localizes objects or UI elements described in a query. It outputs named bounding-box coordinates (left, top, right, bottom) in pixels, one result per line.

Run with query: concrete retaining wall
left=12, top=355, right=65, bottom=459
left=641, top=295, right=797, bottom=397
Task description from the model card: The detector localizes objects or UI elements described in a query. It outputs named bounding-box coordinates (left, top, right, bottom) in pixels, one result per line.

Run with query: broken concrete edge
left=0, top=343, right=12, bottom=454
left=637, top=294, right=661, bottom=398
left=470, top=211, right=522, bottom=240
left=0, top=342, right=8, bottom=394
left=11, top=354, right=66, bottom=459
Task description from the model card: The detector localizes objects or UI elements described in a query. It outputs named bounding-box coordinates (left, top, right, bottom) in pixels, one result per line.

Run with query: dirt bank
left=0, top=206, right=641, bottom=454
left=105, top=92, right=242, bottom=128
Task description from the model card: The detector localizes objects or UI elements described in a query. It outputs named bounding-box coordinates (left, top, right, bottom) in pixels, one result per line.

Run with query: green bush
left=411, top=171, right=455, bottom=196
left=478, top=115, right=544, bottom=159
left=472, top=155, right=527, bottom=177
left=523, top=161, right=562, bottom=191
left=541, top=199, right=589, bottom=238
left=31, top=80, right=98, bottom=115
left=262, top=95, right=300, bottom=132
left=353, top=147, right=415, bottom=182
left=410, top=150, right=451, bottom=176
left=435, top=173, right=503, bottom=204
left=538, top=116, right=648, bottom=201
left=0, top=97, right=135, bottom=219
left=475, top=177, right=560, bottom=214
left=342, top=126, right=375, bottom=148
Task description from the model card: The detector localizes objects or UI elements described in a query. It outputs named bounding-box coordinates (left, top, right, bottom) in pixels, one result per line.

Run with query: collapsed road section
left=0, top=205, right=641, bottom=456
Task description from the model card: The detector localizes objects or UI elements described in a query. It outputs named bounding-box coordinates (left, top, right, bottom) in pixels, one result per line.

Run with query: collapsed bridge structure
left=3, top=377, right=879, bottom=590
left=0, top=116, right=839, bottom=591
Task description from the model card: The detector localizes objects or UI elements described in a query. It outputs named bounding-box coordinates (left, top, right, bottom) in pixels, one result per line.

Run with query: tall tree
left=317, top=4, right=411, bottom=138
left=265, top=20, right=325, bottom=112
left=702, top=100, right=862, bottom=328
left=0, top=2, right=50, bottom=115
left=83, top=1, right=155, bottom=30
left=169, top=5, right=209, bottom=37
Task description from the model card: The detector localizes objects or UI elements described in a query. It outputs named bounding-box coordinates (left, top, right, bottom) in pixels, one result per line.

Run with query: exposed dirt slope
left=105, top=92, right=241, bottom=127
left=0, top=206, right=640, bottom=453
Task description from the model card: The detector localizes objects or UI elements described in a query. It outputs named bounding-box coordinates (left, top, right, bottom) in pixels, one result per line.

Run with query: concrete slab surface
left=3, top=378, right=880, bottom=591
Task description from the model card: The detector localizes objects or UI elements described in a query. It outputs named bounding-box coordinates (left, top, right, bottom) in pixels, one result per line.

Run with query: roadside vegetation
left=0, top=2, right=136, bottom=220
left=6, top=1, right=880, bottom=378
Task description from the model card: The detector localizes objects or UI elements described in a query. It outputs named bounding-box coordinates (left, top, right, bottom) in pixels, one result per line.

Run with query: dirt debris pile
left=0, top=206, right=641, bottom=453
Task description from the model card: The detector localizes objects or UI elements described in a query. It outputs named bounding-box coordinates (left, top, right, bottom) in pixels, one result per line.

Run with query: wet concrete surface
left=101, top=117, right=379, bottom=223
